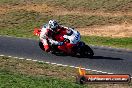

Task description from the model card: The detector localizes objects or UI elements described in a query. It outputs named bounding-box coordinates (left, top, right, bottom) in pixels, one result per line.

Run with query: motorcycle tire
left=39, top=41, right=45, bottom=51
left=39, top=41, right=60, bottom=54
left=80, top=45, right=94, bottom=57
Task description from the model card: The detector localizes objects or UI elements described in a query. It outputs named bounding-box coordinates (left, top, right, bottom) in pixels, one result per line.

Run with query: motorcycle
left=33, top=28, right=94, bottom=57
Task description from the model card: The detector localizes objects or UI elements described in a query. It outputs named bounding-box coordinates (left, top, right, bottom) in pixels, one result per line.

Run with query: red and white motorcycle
left=33, top=28, right=94, bottom=57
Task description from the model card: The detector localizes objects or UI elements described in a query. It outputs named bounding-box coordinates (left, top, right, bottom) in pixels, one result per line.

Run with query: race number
left=75, top=32, right=80, bottom=41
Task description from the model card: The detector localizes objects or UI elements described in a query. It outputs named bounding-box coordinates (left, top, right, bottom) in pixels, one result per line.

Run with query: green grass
left=0, top=56, right=89, bottom=88
left=0, top=70, right=87, bottom=88
left=0, top=10, right=132, bottom=30
left=0, top=56, right=78, bottom=81
left=82, top=36, right=132, bottom=49
left=0, top=56, right=131, bottom=88
left=1, top=10, right=132, bottom=28
left=0, top=1, right=132, bottom=87
left=47, top=0, right=132, bottom=12
left=0, top=0, right=132, bottom=12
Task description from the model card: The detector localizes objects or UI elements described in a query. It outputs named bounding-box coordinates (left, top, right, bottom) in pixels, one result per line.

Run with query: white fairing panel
left=63, top=29, right=81, bottom=44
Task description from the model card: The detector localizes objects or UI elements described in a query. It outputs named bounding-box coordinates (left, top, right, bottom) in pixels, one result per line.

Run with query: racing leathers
left=40, top=24, right=81, bottom=53
left=40, top=24, right=64, bottom=52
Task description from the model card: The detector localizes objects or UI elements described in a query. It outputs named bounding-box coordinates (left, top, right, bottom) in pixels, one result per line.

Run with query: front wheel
left=80, top=45, right=94, bottom=57
left=39, top=41, right=45, bottom=51
left=39, top=41, right=59, bottom=54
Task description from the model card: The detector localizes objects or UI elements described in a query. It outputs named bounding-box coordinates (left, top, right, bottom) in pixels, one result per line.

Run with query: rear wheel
left=80, top=45, right=94, bottom=57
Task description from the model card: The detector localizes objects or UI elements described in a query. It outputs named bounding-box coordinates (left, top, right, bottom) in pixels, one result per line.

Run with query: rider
left=39, top=20, right=81, bottom=53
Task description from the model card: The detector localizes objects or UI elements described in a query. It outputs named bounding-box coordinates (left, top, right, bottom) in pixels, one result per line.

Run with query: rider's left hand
left=58, top=42, right=64, bottom=46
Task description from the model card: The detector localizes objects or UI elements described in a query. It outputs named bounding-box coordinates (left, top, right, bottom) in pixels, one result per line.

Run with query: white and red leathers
left=39, top=24, right=81, bottom=53
left=39, top=24, right=65, bottom=52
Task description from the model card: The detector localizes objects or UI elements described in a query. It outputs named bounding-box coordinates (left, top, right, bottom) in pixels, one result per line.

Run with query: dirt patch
left=53, top=8, right=132, bottom=16
left=0, top=5, right=9, bottom=14
left=0, top=3, right=132, bottom=38
left=77, top=23, right=132, bottom=38
left=0, top=3, right=132, bottom=16
left=0, top=3, right=53, bottom=14
left=19, top=4, right=53, bottom=13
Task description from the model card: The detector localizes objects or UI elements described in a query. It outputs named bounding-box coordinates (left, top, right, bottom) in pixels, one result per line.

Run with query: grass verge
left=82, top=36, right=132, bottom=49
left=0, top=0, right=132, bottom=12
left=0, top=56, right=87, bottom=88
left=0, top=56, right=131, bottom=88
left=1, top=10, right=132, bottom=29
left=46, top=0, right=132, bottom=12
left=0, top=70, right=83, bottom=88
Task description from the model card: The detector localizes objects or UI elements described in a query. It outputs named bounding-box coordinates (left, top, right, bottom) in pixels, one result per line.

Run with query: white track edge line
left=38, top=61, right=44, bottom=63
left=51, top=63, right=57, bottom=65
left=62, top=65, right=68, bottom=67
left=26, top=59, right=32, bottom=61
left=18, top=57, right=25, bottom=60
left=0, top=55, right=5, bottom=56
left=56, top=64, right=63, bottom=66
left=14, top=57, right=18, bottom=58
left=8, top=56, right=12, bottom=57
left=32, top=59, right=38, bottom=62
left=0, top=54, right=131, bottom=78
left=69, top=66, right=75, bottom=68
left=45, top=62, right=50, bottom=64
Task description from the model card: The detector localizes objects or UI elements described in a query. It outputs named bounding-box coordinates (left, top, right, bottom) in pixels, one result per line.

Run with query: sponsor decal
left=76, top=67, right=131, bottom=84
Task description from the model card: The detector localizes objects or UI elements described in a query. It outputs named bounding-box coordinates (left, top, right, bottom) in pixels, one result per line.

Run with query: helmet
left=48, top=20, right=59, bottom=32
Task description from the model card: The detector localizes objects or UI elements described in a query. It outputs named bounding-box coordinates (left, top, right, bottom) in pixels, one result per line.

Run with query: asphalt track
left=0, top=36, right=132, bottom=75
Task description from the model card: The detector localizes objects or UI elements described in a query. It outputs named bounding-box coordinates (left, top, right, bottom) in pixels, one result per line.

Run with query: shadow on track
left=89, top=56, right=123, bottom=60
left=53, top=52, right=123, bottom=60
